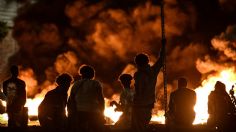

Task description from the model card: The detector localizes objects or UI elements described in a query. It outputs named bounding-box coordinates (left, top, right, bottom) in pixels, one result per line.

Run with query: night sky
left=1, top=0, right=236, bottom=100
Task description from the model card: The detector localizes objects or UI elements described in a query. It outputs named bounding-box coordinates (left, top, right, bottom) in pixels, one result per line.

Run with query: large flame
left=1, top=68, right=236, bottom=125
left=193, top=68, right=236, bottom=124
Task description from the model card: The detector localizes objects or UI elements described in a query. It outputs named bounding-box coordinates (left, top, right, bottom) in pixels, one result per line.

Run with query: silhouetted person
left=68, top=65, right=105, bottom=132
left=132, top=48, right=164, bottom=131
left=38, top=73, right=72, bottom=131
left=110, top=74, right=134, bottom=128
left=3, top=65, right=26, bottom=128
left=167, top=78, right=196, bottom=126
left=207, top=81, right=235, bottom=131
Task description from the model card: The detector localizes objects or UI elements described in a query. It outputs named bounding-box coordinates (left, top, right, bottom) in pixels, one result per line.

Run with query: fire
left=103, top=96, right=123, bottom=124
left=104, top=105, right=123, bottom=124
left=193, top=68, right=236, bottom=124
left=1, top=68, right=235, bottom=126
left=25, top=98, right=44, bottom=116
left=150, top=110, right=165, bottom=124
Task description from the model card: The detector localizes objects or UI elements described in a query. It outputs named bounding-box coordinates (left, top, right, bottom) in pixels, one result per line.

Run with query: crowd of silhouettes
left=1, top=54, right=236, bottom=132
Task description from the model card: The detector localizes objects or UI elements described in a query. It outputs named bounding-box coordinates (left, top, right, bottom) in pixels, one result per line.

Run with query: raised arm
left=152, top=39, right=166, bottom=74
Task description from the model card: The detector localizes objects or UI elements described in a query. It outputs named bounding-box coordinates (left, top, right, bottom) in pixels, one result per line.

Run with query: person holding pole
left=131, top=45, right=165, bottom=131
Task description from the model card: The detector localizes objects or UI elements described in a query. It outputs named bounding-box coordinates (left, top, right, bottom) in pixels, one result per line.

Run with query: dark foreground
left=0, top=124, right=219, bottom=132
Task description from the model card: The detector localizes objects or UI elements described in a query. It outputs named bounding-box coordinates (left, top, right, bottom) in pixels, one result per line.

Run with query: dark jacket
left=38, top=87, right=67, bottom=129
left=3, top=77, right=26, bottom=113
left=168, top=87, right=196, bottom=125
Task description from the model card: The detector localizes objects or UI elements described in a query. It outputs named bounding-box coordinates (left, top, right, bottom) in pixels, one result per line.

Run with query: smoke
left=219, top=0, right=236, bottom=12
left=0, top=0, right=233, bottom=99
left=196, top=25, right=236, bottom=80
left=0, top=31, right=19, bottom=82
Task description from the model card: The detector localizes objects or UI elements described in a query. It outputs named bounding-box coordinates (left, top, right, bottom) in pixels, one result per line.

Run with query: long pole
left=160, top=0, right=167, bottom=121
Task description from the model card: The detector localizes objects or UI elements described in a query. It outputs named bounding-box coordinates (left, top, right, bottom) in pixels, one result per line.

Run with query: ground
left=0, top=124, right=218, bottom=132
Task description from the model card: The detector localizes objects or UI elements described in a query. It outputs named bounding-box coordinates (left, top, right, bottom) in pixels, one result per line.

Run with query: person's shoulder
left=74, top=80, right=82, bottom=84
left=208, top=91, right=215, bottom=97
left=184, top=88, right=196, bottom=95
left=72, top=80, right=83, bottom=87
left=92, top=80, right=102, bottom=86
left=18, top=78, right=26, bottom=84
left=3, top=78, right=11, bottom=84
left=187, top=88, right=195, bottom=92
left=185, top=88, right=196, bottom=96
left=46, top=88, right=57, bottom=96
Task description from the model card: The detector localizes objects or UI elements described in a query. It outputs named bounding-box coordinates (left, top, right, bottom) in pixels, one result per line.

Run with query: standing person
left=167, top=77, right=196, bottom=126
left=68, top=65, right=105, bottom=132
left=110, top=74, right=134, bottom=128
left=207, top=81, right=235, bottom=131
left=38, top=73, right=72, bottom=131
left=132, top=48, right=164, bottom=131
left=3, top=65, right=26, bottom=128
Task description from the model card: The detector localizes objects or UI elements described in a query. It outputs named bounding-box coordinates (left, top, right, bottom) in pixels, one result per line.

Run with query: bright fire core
left=1, top=69, right=236, bottom=125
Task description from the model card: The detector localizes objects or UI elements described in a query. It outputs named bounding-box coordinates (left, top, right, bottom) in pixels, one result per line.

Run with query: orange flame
left=193, top=68, right=236, bottom=124
left=1, top=68, right=236, bottom=125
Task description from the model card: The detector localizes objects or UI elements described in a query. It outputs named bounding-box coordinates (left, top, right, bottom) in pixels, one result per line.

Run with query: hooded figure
left=207, top=81, right=235, bottom=131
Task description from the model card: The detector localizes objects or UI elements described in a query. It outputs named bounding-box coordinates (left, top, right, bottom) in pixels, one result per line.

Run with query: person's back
left=38, top=73, right=72, bottom=131
left=73, top=79, right=104, bottom=112
left=133, top=66, right=157, bottom=107
left=3, top=78, right=26, bottom=113
left=68, top=65, right=105, bottom=132
left=170, top=88, right=196, bottom=125
left=38, top=88, right=67, bottom=127
left=132, top=50, right=164, bottom=132
left=2, top=65, right=26, bottom=128
left=168, top=78, right=196, bottom=126
left=207, top=81, right=235, bottom=130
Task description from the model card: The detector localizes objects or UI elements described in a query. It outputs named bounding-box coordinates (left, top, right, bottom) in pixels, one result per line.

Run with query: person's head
left=56, top=73, right=73, bottom=91
left=134, top=53, right=149, bottom=68
left=79, top=65, right=95, bottom=79
left=119, top=74, right=132, bottom=88
left=214, top=81, right=226, bottom=92
left=178, top=77, right=187, bottom=89
left=10, top=65, right=19, bottom=78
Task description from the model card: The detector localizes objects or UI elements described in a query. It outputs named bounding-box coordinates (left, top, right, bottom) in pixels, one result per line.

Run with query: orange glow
left=151, top=110, right=165, bottom=124
left=104, top=105, right=123, bottom=124
left=193, top=68, right=236, bottom=124
left=25, top=98, right=44, bottom=116
left=1, top=69, right=235, bottom=125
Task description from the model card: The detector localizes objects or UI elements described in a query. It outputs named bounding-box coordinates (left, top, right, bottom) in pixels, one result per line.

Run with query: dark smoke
left=1, top=0, right=235, bottom=99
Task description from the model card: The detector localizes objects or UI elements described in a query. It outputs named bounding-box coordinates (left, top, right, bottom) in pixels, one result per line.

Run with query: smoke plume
left=0, top=0, right=235, bottom=100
